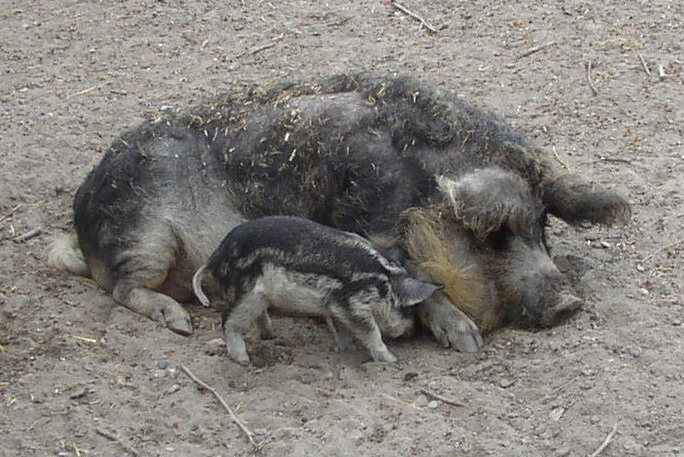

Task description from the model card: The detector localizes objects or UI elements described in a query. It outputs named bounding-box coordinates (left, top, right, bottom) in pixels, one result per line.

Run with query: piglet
left=193, top=216, right=440, bottom=364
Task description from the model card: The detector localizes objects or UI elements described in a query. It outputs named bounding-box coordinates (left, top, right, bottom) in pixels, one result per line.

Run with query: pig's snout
left=539, top=291, right=583, bottom=326
left=512, top=252, right=583, bottom=326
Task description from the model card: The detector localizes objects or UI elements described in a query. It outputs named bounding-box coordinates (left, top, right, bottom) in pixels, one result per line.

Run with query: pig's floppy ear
left=436, top=169, right=538, bottom=240
left=395, top=277, right=442, bottom=307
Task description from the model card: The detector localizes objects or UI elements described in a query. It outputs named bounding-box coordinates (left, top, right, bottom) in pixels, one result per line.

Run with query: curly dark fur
left=62, top=72, right=631, bottom=336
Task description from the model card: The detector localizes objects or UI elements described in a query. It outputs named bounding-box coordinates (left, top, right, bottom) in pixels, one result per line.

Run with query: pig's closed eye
left=485, top=226, right=511, bottom=251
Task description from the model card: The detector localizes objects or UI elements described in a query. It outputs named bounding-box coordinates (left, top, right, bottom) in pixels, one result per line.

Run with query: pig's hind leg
left=325, top=316, right=356, bottom=353
left=256, top=311, right=275, bottom=340
left=109, top=225, right=193, bottom=335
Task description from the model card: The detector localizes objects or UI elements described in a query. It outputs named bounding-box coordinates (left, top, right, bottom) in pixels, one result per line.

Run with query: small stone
left=636, top=265, right=646, bottom=273
left=427, top=400, right=440, bottom=409
left=164, top=384, right=181, bottom=395
left=69, top=387, right=89, bottom=400
left=638, top=288, right=650, bottom=296
left=157, top=361, right=168, bottom=370
left=153, top=369, right=168, bottom=379
left=404, top=372, right=418, bottom=382
left=350, top=430, right=364, bottom=446
left=499, top=378, right=514, bottom=388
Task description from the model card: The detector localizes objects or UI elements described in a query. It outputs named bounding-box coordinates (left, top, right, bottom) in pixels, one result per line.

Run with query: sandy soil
left=1, top=1, right=682, bottom=456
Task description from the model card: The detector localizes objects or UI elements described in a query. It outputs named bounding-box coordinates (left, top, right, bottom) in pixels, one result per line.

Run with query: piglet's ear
left=436, top=169, right=538, bottom=240
left=395, top=277, right=442, bottom=307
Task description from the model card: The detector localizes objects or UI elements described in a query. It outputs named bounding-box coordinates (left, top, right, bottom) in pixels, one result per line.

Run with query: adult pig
left=49, top=73, right=630, bottom=350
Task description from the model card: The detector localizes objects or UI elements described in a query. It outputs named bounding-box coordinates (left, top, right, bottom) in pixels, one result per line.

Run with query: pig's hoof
left=150, top=303, right=193, bottom=335
left=434, top=320, right=483, bottom=353
left=418, top=295, right=484, bottom=352
left=166, top=314, right=193, bottom=336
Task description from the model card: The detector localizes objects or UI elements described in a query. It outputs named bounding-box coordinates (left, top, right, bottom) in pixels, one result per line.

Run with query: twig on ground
left=95, top=427, right=140, bottom=457
left=518, top=41, right=556, bottom=59
left=599, top=157, right=632, bottom=165
left=552, top=146, right=571, bottom=170
left=638, top=54, right=651, bottom=75
left=419, top=388, right=465, bottom=407
left=13, top=228, right=42, bottom=242
left=381, top=393, right=424, bottom=411
left=586, top=61, right=599, bottom=96
left=390, top=1, right=439, bottom=34
left=180, top=365, right=260, bottom=451
left=589, top=424, right=618, bottom=457
left=70, top=334, right=98, bottom=344
left=66, top=83, right=107, bottom=98
left=0, top=204, right=21, bottom=226
left=236, top=34, right=284, bottom=59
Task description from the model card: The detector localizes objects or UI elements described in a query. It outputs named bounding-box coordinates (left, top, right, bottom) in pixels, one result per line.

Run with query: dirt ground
left=1, top=1, right=682, bottom=456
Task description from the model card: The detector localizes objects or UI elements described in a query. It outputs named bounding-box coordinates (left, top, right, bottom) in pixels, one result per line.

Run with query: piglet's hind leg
left=223, top=289, right=269, bottom=364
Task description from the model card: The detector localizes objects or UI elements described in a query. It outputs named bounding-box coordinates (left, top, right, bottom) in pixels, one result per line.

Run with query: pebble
left=157, top=361, right=168, bottom=370
left=164, top=384, right=181, bottom=395
left=638, top=288, right=650, bottom=296
left=499, top=378, right=514, bottom=388
left=350, top=430, right=364, bottom=446
left=153, top=369, right=168, bottom=379
left=427, top=400, right=440, bottom=409
left=636, top=265, right=646, bottom=273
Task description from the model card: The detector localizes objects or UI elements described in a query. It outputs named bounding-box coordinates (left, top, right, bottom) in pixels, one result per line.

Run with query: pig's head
left=405, top=168, right=583, bottom=331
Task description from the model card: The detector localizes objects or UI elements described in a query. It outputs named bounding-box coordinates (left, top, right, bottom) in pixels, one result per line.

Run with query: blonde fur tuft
left=47, top=234, right=90, bottom=277
left=404, top=208, right=503, bottom=332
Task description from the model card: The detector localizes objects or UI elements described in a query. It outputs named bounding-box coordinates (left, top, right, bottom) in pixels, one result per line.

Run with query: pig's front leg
left=416, top=291, right=483, bottom=353
left=349, top=322, right=398, bottom=363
